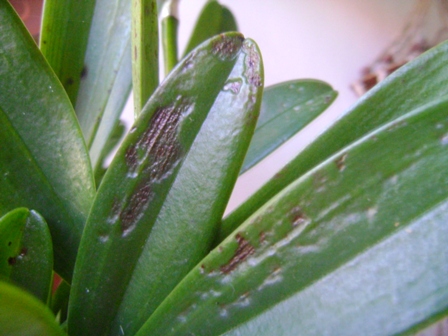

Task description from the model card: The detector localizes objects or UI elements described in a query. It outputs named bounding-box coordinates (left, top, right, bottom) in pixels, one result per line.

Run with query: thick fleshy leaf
left=9, top=210, right=53, bottom=304
left=0, top=208, right=28, bottom=280
left=220, top=39, right=448, bottom=242
left=112, top=39, right=264, bottom=336
left=136, top=98, right=448, bottom=335
left=131, top=0, right=159, bottom=116
left=68, top=33, right=245, bottom=335
left=0, top=2, right=95, bottom=282
left=240, top=80, right=337, bottom=174
left=40, top=0, right=96, bottom=105
left=75, top=0, right=132, bottom=150
left=183, top=0, right=238, bottom=57
left=0, top=281, right=64, bottom=336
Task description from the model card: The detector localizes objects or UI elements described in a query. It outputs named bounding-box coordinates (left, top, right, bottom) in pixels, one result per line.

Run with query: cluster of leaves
left=0, top=0, right=447, bottom=335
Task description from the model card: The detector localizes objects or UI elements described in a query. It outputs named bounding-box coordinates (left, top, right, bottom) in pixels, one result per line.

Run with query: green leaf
left=112, top=38, right=264, bottom=336
left=225, top=201, right=448, bottom=335
left=220, top=39, right=448, bottom=242
left=9, top=210, right=53, bottom=304
left=40, top=0, right=96, bottom=105
left=135, top=98, right=448, bottom=335
left=0, top=2, right=95, bottom=282
left=183, top=1, right=238, bottom=57
left=240, top=80, right=337, bottom=174
left=75, top=0, right=132, bottom=149
left=51, top=280, right=70, bottom=324
left=0, top=208, right=28, bottom=280
left=132, top=0, right=159, bottom=116
left=0, top=281, right=64, bottom=336
left=68, top=33, right=245, bottom=336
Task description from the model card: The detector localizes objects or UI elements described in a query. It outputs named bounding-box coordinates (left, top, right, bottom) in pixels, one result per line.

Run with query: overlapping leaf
left=220, top=40, right=448, bottom=242
left=68, top=33, right=245, bottom=335
left=0, top=2, right=95, bottom=281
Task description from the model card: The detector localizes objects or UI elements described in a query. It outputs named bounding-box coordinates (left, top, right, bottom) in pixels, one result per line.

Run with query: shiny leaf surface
left=9, top=210, right=53, bottom=304
left=0, top=281, right=64, bottom=336
left=240, top=79, right=337, bottom=174
left=221, top=40, right=448, bottom=242
left=137, top=98, right=448, bottom=335
left=112, top=39, right=264, bottom=336
left=0, top=2, right=95, bottom=281
left=40, top=0, right=96, bottom=105
left=68, top=33, right=245, bottom=336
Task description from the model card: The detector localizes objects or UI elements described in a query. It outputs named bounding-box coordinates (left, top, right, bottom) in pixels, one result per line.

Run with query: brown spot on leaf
left=81, top=66, right=88, bottom=79
left=19, top=248, right=27, bottom=257
left=220, top=234, right=255, bottom=274
left=65, top=77, right=74, bottom=86
left=212, top=34, right=244, bottom=61
left=120, top=183, right=153, bottom=235
left=259, top=231, right=266, bottom=243
left=290, top=206, right=308, bottom=228
left=243, top=42, right=262, bottom=87
left=335, top=154, right=347, bottom=172
left=8, top=257, right=16, bottom=265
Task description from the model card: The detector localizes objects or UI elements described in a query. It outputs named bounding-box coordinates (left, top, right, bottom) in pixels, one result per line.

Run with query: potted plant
left=0, top=0, right=447, bottom=335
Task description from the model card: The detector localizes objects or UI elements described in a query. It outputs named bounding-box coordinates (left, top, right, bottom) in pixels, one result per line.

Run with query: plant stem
left=131, top=0, right=159, bottom=118
left=161, top=0, right=179, bottom=76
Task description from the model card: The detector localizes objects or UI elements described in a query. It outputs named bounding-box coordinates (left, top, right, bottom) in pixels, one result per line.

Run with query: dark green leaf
left=40, top=0, right=96, bottom=105
left=112, top=39, right=264, bottom=336
left=220, top=39, right=448, bottom=242
left=136, top=98, right=448, bottom=335
left=240, top=80, right=337, bottom=174
left=0, top=281, right=64, bottom=336
left=68, top=33, right=245, bottom=336
left=0, top=2, right=95, bottom=282
left=9, top=210, right=53, bottom=304
left=0, top=208, right=28, bottom=280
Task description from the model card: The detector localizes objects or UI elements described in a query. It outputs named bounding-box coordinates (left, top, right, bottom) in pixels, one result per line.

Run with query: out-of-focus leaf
left=68, top=33, right=245, bottom=336
left=0, top=281, right=64, bottom=336
left=240, top=80, right=337, bottom=174
left=9, top=210, right=53, bottom=304
left=112, top=38, right=264, bottom=336
left=40, top=0, right=96, bottom=105
left=183, top=1, right=238, bottom=57
left=220, top=39, right=448, bottom=242
left=0, top=2, right=95, bottom=282
left=51, top=280, right=70, bottom=324
left=75, top=0, right=132, bottom=149
left=131, top=0, right=159, bottom=116
left=136, top=98, right=448, bottom=336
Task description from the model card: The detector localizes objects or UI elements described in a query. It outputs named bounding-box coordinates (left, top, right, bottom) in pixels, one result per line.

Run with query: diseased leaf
left=9, top=210, right=53, bottom=304
left=0, top=281, right=64, bottom=336
left=220, top=39, right=448, bottom=242
left=112, top=39, right=264, bottom=336
left=136, top=98, right=448, bottom=336
left=0, top=2, right=95, bottom=282
left=40, top=0, right=96, bottom=105
left=240, top=80, right=337, bottom=174
left=68, top=33, right=245, bottom=336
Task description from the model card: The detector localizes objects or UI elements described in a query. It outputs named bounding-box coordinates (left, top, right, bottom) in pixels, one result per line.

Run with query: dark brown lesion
left=212, top=34, right=244, bottom=61
left=242, top=42, right=262, bottom=87
left=289, top=206, right=309, bottom=228
left=220, top=234, right=255, bottom=274
left=120, top=183, right=153, bottom=234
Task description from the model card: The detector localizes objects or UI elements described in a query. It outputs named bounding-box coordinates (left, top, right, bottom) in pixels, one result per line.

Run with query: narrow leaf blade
left=240, top=80, right=337, bottom=174
left=68, top=33, right=245, bottom=336
left=0, top=2, right=95, bottom=281
left=112, top=38, right=264, bottom=336
left=40, top=0, right=96, bottom=104
left=136, top=98, right=448, bottom=335
left=221, top=39, right=448, bottom=241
